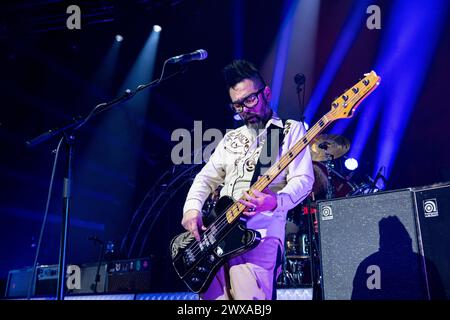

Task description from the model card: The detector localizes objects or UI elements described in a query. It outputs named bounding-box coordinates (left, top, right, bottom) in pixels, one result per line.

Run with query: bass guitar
left=170, top=71, right=381, bottom=293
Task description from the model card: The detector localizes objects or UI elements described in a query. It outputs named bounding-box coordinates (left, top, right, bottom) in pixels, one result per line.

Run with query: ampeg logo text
left=423, top=199, right=438, bottom=218
left=321, top=205, right=333, bottom=221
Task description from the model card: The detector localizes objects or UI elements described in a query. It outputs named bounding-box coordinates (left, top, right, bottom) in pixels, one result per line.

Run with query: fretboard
left=224, top=112, right=334, bottom=223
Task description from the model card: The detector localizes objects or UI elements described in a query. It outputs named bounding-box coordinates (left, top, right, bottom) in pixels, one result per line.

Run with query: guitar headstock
left=329, top=71, right=381, bottom=120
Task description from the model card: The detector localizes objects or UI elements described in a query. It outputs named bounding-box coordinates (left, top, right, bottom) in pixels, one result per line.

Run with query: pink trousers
left=200, top=237, right=282, bottom=300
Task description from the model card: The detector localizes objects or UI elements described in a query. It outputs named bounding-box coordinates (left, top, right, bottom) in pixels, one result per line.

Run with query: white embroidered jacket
left=183, top=114, right=315, bottom=241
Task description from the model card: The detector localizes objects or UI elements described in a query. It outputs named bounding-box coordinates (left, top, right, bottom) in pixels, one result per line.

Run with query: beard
left=246, top=117, right=266, bottom=131
left=242, top=106, right=273, bottom=142
left=243, top=106, right=272, bottom=131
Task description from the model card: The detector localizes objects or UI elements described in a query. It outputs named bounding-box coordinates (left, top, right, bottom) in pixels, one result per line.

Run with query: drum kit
left=310, top=134, right=354, bottom=200
left=279, top=133, right=378, bottom=288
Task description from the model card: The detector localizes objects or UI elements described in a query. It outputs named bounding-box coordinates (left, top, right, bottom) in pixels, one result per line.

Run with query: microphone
left=167, top=49, right=208, bottom=64
left=294, top=73, right=306, bottom=86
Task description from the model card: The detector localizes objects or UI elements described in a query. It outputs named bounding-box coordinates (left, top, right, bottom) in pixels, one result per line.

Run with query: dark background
left=0, top=0, right=449, bottom=293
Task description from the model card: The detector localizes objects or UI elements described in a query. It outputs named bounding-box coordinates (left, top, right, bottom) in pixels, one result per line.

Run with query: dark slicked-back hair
left=222, top=59, right=266, bottom=90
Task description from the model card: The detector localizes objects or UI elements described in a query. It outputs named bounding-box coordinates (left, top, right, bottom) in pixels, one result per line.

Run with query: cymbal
left=310, top=134, right=350, bottom=161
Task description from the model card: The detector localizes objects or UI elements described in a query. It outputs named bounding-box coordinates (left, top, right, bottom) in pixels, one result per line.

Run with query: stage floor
left=6, top=288, right=313, bottom=300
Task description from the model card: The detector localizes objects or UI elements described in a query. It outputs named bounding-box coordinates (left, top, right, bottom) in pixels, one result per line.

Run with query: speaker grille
left=414, top=183, right=450, bottom=299
left=318, top=189, right=428, bottom=300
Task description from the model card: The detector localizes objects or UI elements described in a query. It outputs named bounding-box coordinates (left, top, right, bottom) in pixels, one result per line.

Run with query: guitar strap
left=249, top=120, right=286, bottom=301
left=250, top=120, right=286, bottom=186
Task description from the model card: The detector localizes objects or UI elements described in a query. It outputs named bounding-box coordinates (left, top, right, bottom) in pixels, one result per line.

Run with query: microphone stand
left=89, top=237, right=105, bottom=294
left=26, top=62, right=188, bottom=300
left=306, top=195, right=322, bottom=300
left=295, top=75, right=306, bottom=125
left=295, top=74, right=321, bottom=299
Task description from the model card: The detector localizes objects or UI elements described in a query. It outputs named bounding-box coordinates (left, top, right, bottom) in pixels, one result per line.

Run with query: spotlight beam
left=304, top=0, right=372, bottom=122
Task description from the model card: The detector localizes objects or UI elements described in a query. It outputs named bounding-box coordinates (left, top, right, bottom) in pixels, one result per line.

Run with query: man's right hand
left=181, top=209, right=206, bottom=241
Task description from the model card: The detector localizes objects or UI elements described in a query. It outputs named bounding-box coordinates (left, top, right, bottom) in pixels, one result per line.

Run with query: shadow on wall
left=351, top=216, right=446, bottom=300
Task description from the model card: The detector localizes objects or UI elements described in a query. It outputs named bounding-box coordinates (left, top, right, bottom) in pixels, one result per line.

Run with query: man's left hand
left=239, top=188, right=278, bottom=216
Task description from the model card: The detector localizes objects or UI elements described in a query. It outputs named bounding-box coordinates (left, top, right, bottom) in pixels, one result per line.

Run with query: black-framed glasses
left=229, top=87, right=265, bottom=113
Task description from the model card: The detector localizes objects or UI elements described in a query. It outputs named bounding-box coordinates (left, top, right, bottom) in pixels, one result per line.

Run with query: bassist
left=181, top=60, right=315, bottom=300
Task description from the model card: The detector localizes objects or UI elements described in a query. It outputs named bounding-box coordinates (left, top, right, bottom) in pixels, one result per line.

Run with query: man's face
left=229, top=78, right=272, bottom=128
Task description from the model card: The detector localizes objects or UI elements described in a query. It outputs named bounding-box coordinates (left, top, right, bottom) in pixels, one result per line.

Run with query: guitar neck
left=216, top=70, right=380, bottom=225
left=224, top=112, right=335, bottom=224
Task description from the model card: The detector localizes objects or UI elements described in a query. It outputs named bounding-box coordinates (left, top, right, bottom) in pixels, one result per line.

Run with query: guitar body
left=170, top=196, right=261, bottom=293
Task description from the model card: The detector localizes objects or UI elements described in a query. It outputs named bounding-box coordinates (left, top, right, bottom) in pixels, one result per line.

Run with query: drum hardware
left=312, top=161, right=357, bottom=200
left=279, top=200, right=320, bottom=288
left=348, top=168, right=387, bottom=196
left=278, top=258, right=310, bottom=288
left=310, top=134, right=354, bottom=200
left=350, top=182, right=375, bottom=195
left=285, top=220, right=299, bottom=234
left=286, top=233, right=310, bottom=258
left=324, top=155, right=335, bottom=199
